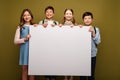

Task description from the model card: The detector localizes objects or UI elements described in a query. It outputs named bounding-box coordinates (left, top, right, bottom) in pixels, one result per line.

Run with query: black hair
left=82, top=12, right=93, bottom=19
left=45, top=6, right=54, bottom=13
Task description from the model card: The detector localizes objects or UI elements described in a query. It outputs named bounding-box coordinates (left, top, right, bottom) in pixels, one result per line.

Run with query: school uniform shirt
left=91, top=27, right=101, bottom=57
left=39, top=19, right=59, bottom=26
left=14, top=25, right=30, bottom=65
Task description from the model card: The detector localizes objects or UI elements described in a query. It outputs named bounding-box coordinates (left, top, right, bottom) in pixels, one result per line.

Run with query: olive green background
left=0, top=0, right=120, bottom=80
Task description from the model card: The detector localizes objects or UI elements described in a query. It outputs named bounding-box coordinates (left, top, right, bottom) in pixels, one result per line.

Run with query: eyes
left=65, top=10, right=73, bottom=16
left=65, top=12, right=72, bottom=16
left=23, top=14, right=31, bottom=17
left=46, top=9, right=54, bottom=14
left=84, top=16, right=92, bottom=20
left=23, top=11, right=31, bottom=17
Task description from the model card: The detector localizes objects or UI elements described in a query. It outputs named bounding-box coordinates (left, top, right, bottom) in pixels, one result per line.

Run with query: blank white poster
left=29, top=25, right=91, bottom=76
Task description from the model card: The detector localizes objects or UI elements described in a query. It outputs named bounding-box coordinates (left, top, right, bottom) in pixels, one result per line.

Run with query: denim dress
left=19, top=26, right=29, bottom=65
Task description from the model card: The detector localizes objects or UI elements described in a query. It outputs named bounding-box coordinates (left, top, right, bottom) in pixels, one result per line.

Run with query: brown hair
left=62, top=9, right=76, bottom=25
left=19, top=9, right=34, bottom=28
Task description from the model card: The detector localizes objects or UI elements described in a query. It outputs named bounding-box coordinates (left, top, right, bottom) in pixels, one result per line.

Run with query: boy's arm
left=92, top=27, right=101, bottom=45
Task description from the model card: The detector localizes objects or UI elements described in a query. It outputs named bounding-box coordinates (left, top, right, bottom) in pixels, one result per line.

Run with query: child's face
left=45, top=9, right=54, bottom=19
left=83, top=16, right=93, bottom=26
left=23, top=11, right=32, bottom=23
left=64, top=10, right=73, bottom=21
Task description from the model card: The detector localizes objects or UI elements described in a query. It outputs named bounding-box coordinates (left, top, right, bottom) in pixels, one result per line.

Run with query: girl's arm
left=14, top=27, right=26, bottom=44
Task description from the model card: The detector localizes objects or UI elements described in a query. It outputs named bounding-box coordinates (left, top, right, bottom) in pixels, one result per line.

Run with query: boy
left=80, top=12, right=101, bottom=80
left=39, top=6, right=59, bottom=28
left=39, top=6, right=58, bottom=80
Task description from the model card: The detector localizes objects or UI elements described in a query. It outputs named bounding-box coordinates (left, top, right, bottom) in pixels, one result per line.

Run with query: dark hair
left=45, top=6, right=54, bottom=13
left=82, top=12, right=93, bottom=19
left=19, top=9, right=34, bottom=28
left=62, top=9, right=76, bottom=25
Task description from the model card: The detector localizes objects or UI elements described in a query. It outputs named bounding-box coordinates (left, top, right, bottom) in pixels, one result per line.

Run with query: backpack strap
left=94, top=27, right=96, bottom=34
left=93, top=27, right=97, bottom=47
left=42, top=20, right=44, bottom=24
left=53, top=20, right=57, bottom=25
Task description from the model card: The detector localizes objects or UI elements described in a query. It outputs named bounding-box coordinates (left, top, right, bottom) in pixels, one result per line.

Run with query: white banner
left=29, top=25, right=91, bottom=76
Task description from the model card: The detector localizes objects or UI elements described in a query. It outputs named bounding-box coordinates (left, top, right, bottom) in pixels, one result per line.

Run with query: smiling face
left=23, top=11, right=32, bottom=24
left=45, top=9, right=54, bottom=20
left=83, top=15, right=93, bottom=26
left=64, top=10, right=73, bottom=21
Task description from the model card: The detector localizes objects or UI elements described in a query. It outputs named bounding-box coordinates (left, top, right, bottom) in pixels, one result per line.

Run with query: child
left=60, top=8, right=77, bottom=80
left=39, top=6, right=58, bottom=80
left=59, top=8, right=77, bottom=27
left=39, top=6, right=59, bottom=28
left=80, top=12, right=101, bottom=80
left=14, top=9, right=35, bottom=80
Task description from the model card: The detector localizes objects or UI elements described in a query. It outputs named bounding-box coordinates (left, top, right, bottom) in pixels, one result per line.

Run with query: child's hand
left=24, top=34, right=31, bottom=42
left=59, top=24, right=63, bottom=27
left=42, top=24, right=48, bottom=28
left=70, top=24, right=74, bottom=28
left=33, top=24, right=38, bottom=27
left=78, top=24, right=83, bottom=28
left=89, top=26, right=96, bottom=38
left=51, top=24, right=55, bottom=27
